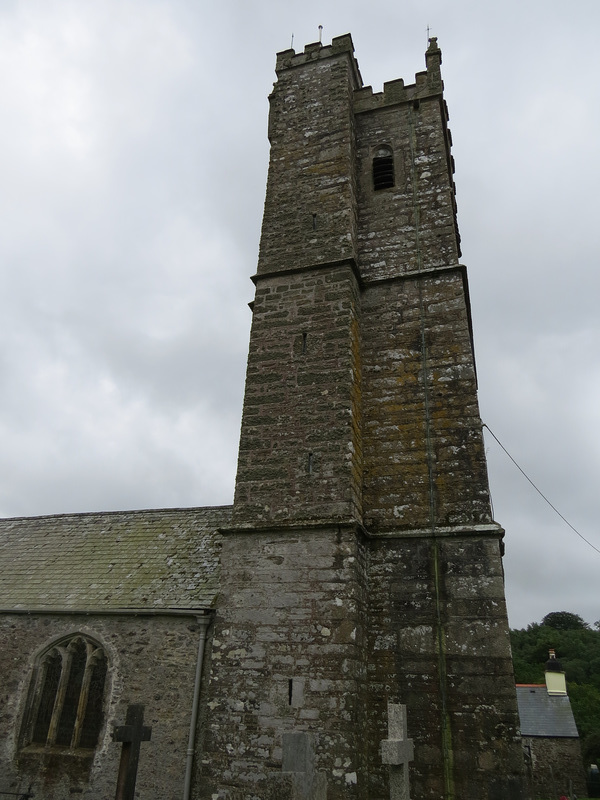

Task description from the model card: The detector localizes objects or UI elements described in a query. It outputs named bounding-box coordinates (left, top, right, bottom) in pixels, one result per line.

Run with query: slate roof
left=516, top=685, right=579, bottom=738
left=0, top=506, right=231, bottom=611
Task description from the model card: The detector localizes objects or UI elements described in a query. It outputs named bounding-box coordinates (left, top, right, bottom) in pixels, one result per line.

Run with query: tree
left=569, top=684, right=600, bottom=739
left=541, top=611, right=589, bottom=631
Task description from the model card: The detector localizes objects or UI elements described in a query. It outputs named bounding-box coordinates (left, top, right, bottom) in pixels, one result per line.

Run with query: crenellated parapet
left=354, top=37, right=443, bottom=113
left=275, top=33, right=363, bottom=87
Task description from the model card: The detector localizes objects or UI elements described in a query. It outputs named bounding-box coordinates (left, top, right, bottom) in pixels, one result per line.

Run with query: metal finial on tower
left=427, top=24, right=430, bottom=44
left=291, top=33, right=294, bottom=50
left=318, top=25, right=323, bottom=44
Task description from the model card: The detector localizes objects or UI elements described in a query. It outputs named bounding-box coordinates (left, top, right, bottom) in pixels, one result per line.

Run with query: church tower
left=202, top=35, right=527, bottom=800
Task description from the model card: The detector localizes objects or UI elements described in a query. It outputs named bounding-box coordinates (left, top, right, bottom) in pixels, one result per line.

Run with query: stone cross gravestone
left=381, top=703, right=414, bottom=800
left=112, top=704, right=152, bottom=800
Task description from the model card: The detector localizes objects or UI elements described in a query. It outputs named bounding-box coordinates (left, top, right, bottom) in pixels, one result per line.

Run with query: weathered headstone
left=381, top=703, right=414, bottom=800
left=282, top=732, right=327, bottom=800
left=112, top=704, right=152, bottom=800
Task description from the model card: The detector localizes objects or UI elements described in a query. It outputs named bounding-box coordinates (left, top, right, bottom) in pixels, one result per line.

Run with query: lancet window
left=24, top=634, right=107, bottom=750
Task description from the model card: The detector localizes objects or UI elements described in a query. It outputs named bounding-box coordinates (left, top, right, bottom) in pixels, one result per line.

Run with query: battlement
left=354, top=37, right=443, bottom=113
left=275, top=33, right=363, bottom=87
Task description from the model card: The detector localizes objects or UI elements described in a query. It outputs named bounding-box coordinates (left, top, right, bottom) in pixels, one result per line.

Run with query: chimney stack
left=545, top=649, right=567, bottom=695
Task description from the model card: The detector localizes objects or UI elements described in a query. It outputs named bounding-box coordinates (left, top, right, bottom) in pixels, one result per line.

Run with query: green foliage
left=542, top=611, right=590, bottom=631
left=511, top=618, right=600, bottom=690
left=582, top=729, right=600, bottom=768
left=511, top=611, right=600, bottom=769
left=569, top=684, right=600, bottom=739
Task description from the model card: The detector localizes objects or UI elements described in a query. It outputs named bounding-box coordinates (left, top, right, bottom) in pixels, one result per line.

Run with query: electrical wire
left=483, top=423, right=600, bottom=557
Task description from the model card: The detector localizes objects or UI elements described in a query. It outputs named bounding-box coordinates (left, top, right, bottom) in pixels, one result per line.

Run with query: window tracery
left=24, top=634, right=107, bottom=750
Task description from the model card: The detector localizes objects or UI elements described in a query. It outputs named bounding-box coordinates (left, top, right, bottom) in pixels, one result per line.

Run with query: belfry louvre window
left=25, top=634, right=107, bottom=750
left=372, top=145, right=395, bottom=190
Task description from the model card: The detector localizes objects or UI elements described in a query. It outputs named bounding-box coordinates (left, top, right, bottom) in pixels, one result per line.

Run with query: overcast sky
left=0, top=1, right=598, bottom=630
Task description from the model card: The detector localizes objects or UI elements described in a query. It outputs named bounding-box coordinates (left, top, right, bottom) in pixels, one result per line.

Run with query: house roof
left=0, top=506, right=231, bottom=611
left=516, top=685, right=579, bottom=738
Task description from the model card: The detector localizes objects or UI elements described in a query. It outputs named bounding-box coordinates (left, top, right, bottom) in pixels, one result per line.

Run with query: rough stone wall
left=355, top=40, right=488, bottom=533
left=233, top=266, right=362, bottom=525
left=523, top=736, right=587, bottom=799
left=355, top=100, right=459, bottom=280
left=200, top=526, right=369, bottom=800
left=360, top=272, right=492, bottom=532
left=234, top=35, right=366, bottom=529
left=354, top=39, right=459, bottom=281
left=0, top=613, right=207, bottom=800
left=365, top=535, right=525, bottom=799
left=257, top=36, right=361, bottom=276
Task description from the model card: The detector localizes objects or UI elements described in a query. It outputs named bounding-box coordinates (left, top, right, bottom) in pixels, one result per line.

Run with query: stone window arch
left=372, top=145, right=395, bottom=190
left=23, top=634, right=108, bottom=750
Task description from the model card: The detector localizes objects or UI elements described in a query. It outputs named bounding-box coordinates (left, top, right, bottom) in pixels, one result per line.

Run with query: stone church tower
left=201, top=34, right=527, bottom=800
left=0, top=34, right=527, bottom=800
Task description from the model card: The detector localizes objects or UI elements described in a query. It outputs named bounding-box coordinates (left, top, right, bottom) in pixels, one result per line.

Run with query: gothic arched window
left=24, top=634, right=107, bottom=750
left=372, top=145, right=395, bottom=190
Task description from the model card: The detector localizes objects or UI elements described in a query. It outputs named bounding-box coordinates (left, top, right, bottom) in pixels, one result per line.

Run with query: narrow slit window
left=302, top=332, right=308, bottom=354
left=373, top=145, right=395, bottom=191
left=312, top=213, right=317, bottom=230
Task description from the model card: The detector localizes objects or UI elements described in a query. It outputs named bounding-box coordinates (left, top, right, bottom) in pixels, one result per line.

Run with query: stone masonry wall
left=257, top=37, right=360, bottom=276
left=366, top=534, right=525, bottom=800
left=233, top=266, right=362, bottom=525
left=524, top=736, right=587, bottom=799
left=355, top=96, right=459, bottom=281
left=200, top=526, right=369, bottom=800
left=361, top=272, right=492, bottom=532
left=0, top=613, right=207, bottom=800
